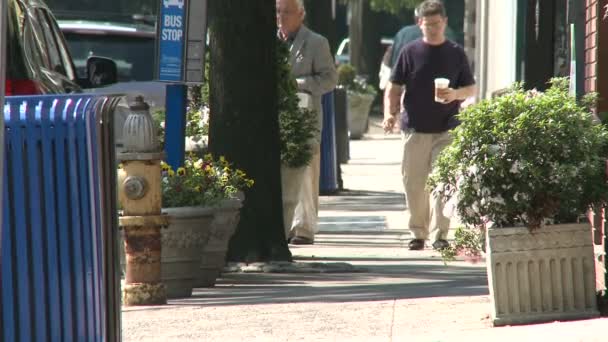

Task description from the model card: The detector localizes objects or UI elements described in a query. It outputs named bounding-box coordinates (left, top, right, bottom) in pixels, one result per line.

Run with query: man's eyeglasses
left=421, top=20, right=444, bottom=28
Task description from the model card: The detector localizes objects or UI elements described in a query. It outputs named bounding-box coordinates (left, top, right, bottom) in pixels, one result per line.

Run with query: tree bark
left=349, top=0, right=383, bottom=86
left=304, top=0, right=338, bottom=55
left=208, top=0, right=292, bottom=262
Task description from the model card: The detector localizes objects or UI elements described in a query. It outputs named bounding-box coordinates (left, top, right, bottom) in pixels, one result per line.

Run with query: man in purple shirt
left=383, top=0, right=476, bottom=251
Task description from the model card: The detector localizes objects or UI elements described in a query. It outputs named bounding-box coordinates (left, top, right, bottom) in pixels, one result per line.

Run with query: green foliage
left=439, top=227, right=484, bottom=265
left=150, top=108, right=209, bottom=148
left=429, top=78, right=608, bottom=231
left=159, top=154, right=254, bottom=208
left=339, top=0, right=423, bottom=15
left=277, top=39, right=318, bottom=168
left=369, top=0, right=424, bottom=14
left=151, top=109, right=166, bottom=147
left=185, top=107, right=209, bottom=143
left=337, top=63, right=377, bottom=96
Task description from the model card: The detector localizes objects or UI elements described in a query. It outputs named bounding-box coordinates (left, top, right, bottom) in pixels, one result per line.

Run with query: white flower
left=472, top=201, right=480, bottom=213
left=510, top=161, right=521, bottom=174
left=467, top=165, right=479, bottom=176
left=488, top=195, right=505, bottom=205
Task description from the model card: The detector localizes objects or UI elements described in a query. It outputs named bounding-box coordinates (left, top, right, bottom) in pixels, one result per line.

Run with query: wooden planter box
left=486, top=223, right=600, bottom=326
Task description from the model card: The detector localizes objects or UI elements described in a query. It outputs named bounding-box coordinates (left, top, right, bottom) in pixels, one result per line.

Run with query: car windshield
left=63, top=32, right=155, bottom=82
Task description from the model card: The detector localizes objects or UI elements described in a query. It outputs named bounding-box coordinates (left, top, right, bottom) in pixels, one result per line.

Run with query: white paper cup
left=434, top=78, right=450, bottom=103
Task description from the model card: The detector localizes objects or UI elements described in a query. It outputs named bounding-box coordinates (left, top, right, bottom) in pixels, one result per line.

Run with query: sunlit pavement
left=121, top=115, right=607, bottom=342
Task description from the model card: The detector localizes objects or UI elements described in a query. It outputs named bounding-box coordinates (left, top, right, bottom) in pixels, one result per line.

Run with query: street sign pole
left=165, top=84, right=187, bottom=170
left=157, top=0, right=207, bottom=170
left=0, top=0, right=7, bottom=273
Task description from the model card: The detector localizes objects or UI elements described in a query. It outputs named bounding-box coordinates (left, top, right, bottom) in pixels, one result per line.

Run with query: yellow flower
left=168, top=169, right=175, bottom=177
left=194, top=159, right=204, bottom=169
left=161, top=162, right=170, bottom=171
left=177, top=167, right=186, bottom=176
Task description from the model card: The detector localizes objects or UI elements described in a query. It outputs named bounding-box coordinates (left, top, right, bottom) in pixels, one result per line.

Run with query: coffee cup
left=434, top=78, right=450, bottom=103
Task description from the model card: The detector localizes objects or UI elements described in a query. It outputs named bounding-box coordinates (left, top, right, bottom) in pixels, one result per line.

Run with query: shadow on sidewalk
left=172, top=263, right=488, bottom=307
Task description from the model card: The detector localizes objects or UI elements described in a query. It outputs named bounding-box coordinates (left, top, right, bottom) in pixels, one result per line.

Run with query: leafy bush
left=337, top=63, right=377, bottom=96
left=439, top=227, right=484, bottom=265
left=429, top=78, right=608, bottom=231
left=277, top=39, right=317, bottom=168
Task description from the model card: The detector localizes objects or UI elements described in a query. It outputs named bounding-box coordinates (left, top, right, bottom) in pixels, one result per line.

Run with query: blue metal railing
left=1, top=94, right=121, bottom=342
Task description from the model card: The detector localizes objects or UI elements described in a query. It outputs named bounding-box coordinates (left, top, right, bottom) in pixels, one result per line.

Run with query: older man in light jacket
left=277, top=0, right=338, bottom=245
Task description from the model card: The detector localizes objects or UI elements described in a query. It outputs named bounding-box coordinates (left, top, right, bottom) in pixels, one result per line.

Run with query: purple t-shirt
left=390, top=39, right=475, bottom=133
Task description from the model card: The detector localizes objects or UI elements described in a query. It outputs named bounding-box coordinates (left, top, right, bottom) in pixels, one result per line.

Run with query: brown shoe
left=289, top=236, right=314, bottom=245
left=432, top=239, right=450, bottom=250
left=408, top=239, right=425, bottom=250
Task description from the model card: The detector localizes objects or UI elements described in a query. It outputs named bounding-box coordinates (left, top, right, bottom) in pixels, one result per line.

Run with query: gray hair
left=294, top=0, right=306, bottom=16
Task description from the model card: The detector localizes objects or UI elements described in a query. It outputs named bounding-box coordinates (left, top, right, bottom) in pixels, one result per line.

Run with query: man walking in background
left=388, top=7, right=460, bottom=69
left=383, top=0, right=476, bottom=251
left=276, top=0, right=337, bottom=245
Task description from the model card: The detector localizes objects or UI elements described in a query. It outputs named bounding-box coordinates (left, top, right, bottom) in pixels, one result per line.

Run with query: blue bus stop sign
left=158, top=0, right=187, bottom=82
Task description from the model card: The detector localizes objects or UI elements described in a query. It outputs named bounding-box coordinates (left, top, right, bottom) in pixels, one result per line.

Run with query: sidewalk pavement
left=121, top=115, right=608, bottom=342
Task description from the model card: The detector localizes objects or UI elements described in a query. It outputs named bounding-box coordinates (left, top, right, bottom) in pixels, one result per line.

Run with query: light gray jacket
left=289, top=25, right=338, bottom=144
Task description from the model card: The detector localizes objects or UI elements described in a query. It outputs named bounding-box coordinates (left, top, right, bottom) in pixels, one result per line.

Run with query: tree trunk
left=304, top=0, right=338, bottom=55
left=349, top=0, right=382, bottom=86
left=208, top=1, right=292, bottom=262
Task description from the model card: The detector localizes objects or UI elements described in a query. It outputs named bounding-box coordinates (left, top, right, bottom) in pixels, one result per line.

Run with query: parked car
left=58, top=19, right=167, bottom=146
left=335, top=37, right=393, bottom=67
left=163, top=0, right=184, bottom=9
left=5, top=0, right=117, bottom=95
left=58, top=20, right=165, bottom=111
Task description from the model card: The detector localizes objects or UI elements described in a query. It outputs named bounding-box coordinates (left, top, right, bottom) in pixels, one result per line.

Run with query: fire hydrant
left=117, top=96, right=168, bottom=305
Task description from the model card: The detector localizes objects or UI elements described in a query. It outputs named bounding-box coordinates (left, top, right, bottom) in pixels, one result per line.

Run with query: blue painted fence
left=1, top=95, right=122, bottom=342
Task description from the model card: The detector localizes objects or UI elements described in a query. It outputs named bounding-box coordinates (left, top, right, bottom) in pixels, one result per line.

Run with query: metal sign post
left=0, top=0, right=7, bottom=270
left=156, top=0, right=208, bottom=170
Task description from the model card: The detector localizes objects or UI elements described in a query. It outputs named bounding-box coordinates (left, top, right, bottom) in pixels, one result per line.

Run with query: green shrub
left=277, top=39, right=317, bottom=168
left=429, top=78, right=608, bottom=231
left=337, top=63, right=376, bottom=96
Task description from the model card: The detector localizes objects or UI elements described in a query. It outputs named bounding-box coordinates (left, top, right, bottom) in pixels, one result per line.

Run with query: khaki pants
left=401, top=130, right=452, bottom=241
left=281, top=145, right=321, bottom=240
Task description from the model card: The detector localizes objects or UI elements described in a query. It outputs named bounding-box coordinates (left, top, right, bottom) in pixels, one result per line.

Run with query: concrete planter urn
left=161, top=206, right=215, bottom=298
left=347, top=91, right=375, bottom=140
left=486, top=223, right=600, bottom=326
left=195, top=195, right=243, bottom=287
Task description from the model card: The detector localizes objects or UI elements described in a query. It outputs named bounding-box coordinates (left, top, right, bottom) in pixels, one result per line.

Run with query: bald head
left=276, top=0, right=305, bottom=38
